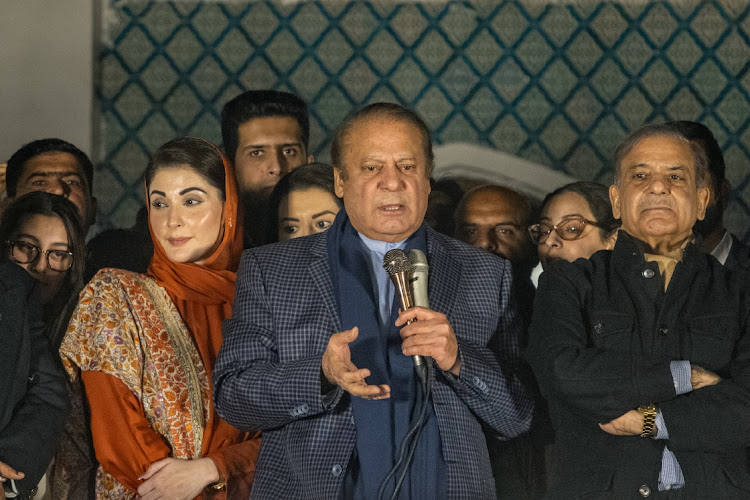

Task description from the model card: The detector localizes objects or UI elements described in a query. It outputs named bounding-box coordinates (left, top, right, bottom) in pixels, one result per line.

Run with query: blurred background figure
left=61, top=138, right=261, bottom=498
left=268, top=163, right=342, bottom=242
left=425, top=177, right=464, bottom=237
left=84, top=206, right=153, bottom=281
left=221, top=90, right=313, bottom=248
left=455, top=184, right=537, bottom=330
left=530, top=181, right=619, bottom=270
left=667, top=120, right=750, bottom=269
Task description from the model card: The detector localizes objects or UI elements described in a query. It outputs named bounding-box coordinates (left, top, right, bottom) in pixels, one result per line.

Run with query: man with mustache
left=528, top=123, right=750, bottom=497
left=214, top=103, right=533, bottom=499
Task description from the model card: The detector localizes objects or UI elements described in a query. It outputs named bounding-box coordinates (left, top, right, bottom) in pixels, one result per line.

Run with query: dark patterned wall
left=98, top=1, right=750, bottom=240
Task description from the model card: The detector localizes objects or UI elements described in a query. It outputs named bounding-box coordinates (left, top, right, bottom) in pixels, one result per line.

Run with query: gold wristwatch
left=637, top=404, right=657, bottom=438
left=209, top=481, right=227, bottom=491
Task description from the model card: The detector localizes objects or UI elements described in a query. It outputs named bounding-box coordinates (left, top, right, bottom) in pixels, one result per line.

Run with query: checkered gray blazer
left=214, top=226, right=533, bottom=499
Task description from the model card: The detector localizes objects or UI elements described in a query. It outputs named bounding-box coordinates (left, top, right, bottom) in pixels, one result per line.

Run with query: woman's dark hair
left=267, top=163, right=343, bottom=242
left=539, top=181, right=620, bottom=239
left=0, top=191, right=86, bottom=346
left=145, top=137, right=226, bottom=200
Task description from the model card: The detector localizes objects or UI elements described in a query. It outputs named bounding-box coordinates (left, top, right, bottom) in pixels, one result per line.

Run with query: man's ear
left=333, top=168, right=345, bottom=199
left=609, top=184, right=621, bottom=220
left=695, top=186, right=710, bottom=221
left=307, top=154, right=315, bottom=164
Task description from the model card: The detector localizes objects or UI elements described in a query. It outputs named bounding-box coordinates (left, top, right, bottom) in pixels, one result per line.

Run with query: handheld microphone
left=383, top=249, right=425, bottom=371
left=408, top=249, right=429, bottom=309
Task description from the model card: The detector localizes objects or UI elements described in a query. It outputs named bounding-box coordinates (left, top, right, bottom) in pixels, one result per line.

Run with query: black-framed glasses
left=4, top=240, right=74, bottom=272
left=527, top=217, right=602, bottom=245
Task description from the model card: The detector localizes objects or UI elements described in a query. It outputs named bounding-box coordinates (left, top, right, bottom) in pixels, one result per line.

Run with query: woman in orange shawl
left=60, top=137, right=259, bottom=499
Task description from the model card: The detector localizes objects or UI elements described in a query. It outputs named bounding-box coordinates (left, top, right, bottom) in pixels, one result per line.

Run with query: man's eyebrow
left=245, top=142, right=302, bottom=149
left=26, top=171, right=82, bottom=178
left=360, top=155, right=385, bottom=162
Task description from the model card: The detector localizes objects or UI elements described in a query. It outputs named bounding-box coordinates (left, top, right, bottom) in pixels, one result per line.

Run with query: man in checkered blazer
left=214, top=103, right=533, bottom=499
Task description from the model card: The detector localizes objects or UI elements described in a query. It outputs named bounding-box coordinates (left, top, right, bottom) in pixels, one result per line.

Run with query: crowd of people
left=2, top=90, right=750, bottom=500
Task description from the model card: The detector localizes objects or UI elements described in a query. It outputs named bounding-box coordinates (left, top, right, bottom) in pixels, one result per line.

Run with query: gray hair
left=330, top=102, right=434, bottom=180
left=613, top=123, right=708, bottom=187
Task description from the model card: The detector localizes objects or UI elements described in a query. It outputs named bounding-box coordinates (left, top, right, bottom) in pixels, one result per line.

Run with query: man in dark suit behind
left=668, top=120, right=750, bottom=269
left=214, top=103, right=533, bottom=499
left=528, top=123, right=750, bottom=497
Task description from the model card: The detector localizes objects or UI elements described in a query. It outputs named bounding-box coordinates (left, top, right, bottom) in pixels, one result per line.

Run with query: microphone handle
left=388, top=271, right=425, bottom=370
left=408, top=250, right=430, bottom=372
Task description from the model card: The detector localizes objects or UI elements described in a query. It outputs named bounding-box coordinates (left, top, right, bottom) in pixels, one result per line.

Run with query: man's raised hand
left=322, top=327, right=390, bottom=400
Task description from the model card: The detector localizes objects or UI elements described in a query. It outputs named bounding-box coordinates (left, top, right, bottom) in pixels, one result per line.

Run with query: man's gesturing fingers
left=322, top=327, right=391, bottom=399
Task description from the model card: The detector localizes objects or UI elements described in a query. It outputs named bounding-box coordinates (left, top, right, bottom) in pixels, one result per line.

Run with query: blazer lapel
left=426, top=231, right=462, bottom=320
left=308, top=234, right=343, bottom=337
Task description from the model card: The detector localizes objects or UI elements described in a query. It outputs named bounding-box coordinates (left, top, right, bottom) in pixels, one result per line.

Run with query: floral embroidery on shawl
left=60, top=268, right=211, bottom=496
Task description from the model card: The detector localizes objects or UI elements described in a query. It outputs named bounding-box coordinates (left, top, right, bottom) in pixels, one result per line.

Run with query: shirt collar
left=710, top=230, right=733, bottom=265
left=358, top=233, right=408, bottom=255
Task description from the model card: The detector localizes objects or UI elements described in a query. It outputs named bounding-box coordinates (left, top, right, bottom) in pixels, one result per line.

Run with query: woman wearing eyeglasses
left=0, top=191, right=80, bottom=499
left=0, top=191, right=85, bottom=347
left=529, top=181, right=620, bottom=269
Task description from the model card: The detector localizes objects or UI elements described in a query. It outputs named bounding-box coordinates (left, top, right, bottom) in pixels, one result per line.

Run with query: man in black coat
left=668, top=120, right=750, bottom=269
left=529, top=123, right=750, bottom=498
left=0, top=262, right=68, bottom=499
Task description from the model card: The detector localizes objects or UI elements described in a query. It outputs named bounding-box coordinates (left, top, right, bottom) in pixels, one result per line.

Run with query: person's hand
left=322, top=327, right=390, bottom=400
left=137, top=457, right=219, bottom=500
left=396, top=307, right=460, bottom=375
left=691, top=365, right=722, bottom=390
left=599, top=409, right=644, bottom=436
left=0, top=460, right=24, bottom=500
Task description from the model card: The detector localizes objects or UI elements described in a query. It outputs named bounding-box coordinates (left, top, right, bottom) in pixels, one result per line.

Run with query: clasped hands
left=321, top=307, right=460, bottom=400
left=599, top=365, right=722, bottom=436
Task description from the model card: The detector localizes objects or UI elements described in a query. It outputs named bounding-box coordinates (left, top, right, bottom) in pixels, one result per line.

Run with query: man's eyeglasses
left=4, top=240, right=74, bottom=272
left=527, top=217, right=602, bottom=245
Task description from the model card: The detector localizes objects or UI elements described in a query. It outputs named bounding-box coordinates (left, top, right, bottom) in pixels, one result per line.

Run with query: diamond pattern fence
left=98, top=1, right=750, bottom=241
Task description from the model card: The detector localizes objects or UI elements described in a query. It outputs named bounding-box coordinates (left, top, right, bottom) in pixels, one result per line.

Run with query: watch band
left=637, top=404, right=658, bottom=438
left=209, top=481, right=227, bottom=491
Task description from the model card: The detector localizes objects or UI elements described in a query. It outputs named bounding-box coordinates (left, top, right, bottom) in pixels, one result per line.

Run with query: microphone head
left=408, top=249, right=428, bottom=273
left=383, top=249, right=410, bottom=276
